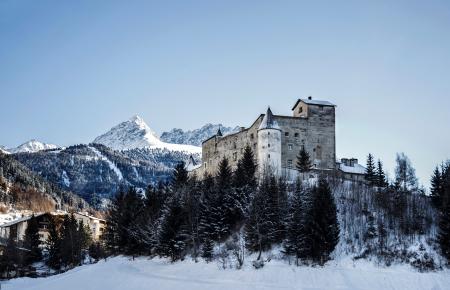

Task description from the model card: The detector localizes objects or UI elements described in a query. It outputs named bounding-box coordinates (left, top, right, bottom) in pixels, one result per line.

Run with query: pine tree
left=217, top=157, right=240, bottom=235
left=438, top=200, right=450, bottom=262
left=437, top=162, right=450, bottom=262
left=59, top=214, right=80, bottom=267
left=375, top=159, right=387, bottom=188
left=172, top=161, right=188, bottom=191
left=199, top=174, right=227, bottom=242
left=245, top=174, right=277, bottom=259
left=23, top=214, right=42, bottom=265
left=241, top=145, right=257, bottom=188
left=430, top=166, right=443, bottom=209
left=103, top=187, right=144, bottom=255
left=0, top=236, right=21, bottom=277
left=201, top=237, right=214, bottom=262
left=46, top=216, right=62, bottom=269
left=305, top=179, right=340, bottom=265
left=296, top=146, right=312, bottom=173
left=365, top=153, right=376, bottom=186
left=155, top=196, right=188, bottom=261
left=284, top=180, right=306, bottom=265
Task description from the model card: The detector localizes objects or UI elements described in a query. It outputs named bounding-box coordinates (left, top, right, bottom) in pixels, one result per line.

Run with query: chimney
left=308, top=96, right=312, bottom=100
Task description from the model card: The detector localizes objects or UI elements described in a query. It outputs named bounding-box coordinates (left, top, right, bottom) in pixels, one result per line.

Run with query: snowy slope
left=6, top=256, right=450, bottom=290
left=93, top=115, right=201, bottom=154
left=89, top=146, right=124, bottom=181
left=8, top=139, right=58, bottom=153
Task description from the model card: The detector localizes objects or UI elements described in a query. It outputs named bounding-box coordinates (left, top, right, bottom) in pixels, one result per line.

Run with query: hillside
left=12, top=144, right=200, bottom=206
left=6, top=256, right=450, bottom=290
left=0, top=152, right=88, bottom=212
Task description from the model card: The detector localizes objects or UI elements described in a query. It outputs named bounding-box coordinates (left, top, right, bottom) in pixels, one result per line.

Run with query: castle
left=190, top=97, right=336, bottom=177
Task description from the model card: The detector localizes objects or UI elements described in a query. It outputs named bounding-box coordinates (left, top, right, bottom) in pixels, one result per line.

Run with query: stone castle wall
left=191, top=100, right=336, bottom=178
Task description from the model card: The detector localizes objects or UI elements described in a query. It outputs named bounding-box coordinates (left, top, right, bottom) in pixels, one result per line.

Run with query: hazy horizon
left=1, top=0, right=449, bottom=188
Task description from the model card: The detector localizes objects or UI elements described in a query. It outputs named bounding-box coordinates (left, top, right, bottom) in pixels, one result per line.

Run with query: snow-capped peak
left=9, top=139, right=58, bottom=154
left=93, top=115, right=201, bottom=154
left=0, top=146, right=10, bottom=154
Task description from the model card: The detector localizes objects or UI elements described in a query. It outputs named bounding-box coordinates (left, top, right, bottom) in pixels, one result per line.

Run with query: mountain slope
left=13, top=144, right=199, bottom=206
left=93, top=115, right=201, bottom=154
left=8, top=139, right=58, bottom=153
left=0, top=152, right=88, bottom=212
left=161, top=124, right=240, bottom=146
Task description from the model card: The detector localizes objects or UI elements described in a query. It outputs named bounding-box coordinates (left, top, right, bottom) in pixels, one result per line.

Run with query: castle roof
left=292, top=98, right=335, bottom=110
left=258, top=107, right=280, bottom=130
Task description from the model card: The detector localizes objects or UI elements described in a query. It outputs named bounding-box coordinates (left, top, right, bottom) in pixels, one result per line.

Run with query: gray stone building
left=190, top=97, right=336, bottom=178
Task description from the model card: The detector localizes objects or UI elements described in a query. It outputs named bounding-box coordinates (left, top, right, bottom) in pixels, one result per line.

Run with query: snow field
left=6, top=256, right=450, bottom=290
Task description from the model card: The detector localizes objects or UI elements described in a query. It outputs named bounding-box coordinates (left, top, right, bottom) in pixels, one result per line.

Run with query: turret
left=257, top=107, right=282, bottom=176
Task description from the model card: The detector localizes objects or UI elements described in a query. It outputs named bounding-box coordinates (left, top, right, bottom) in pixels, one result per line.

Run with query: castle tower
left=257, top=107, right=282, bottom=176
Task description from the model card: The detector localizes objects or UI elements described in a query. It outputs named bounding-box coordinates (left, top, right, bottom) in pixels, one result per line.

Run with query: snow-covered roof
left=0, top=213, right=46, bottom=228
left=258, top=107, right=280, bottom=130
left=292, top=98, right=335, bottom=110
left=338, top=163, right=366, bottom=175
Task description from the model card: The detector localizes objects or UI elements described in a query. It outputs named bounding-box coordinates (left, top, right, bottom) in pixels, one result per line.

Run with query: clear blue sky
left=1, top=0, right=449, bottom=187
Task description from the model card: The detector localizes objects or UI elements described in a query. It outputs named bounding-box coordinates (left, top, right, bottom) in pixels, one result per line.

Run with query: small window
left=268, top=144, right=270, bottom=148
left=319, top=106, right=324, bottom=111
left=288, top=144, right=293, bottom=150
left=285, top=132, right=289, bottom=137
left=268, top=154, right=270, bottom=159
left=294, top=133, right=299, bottom=137
left=268, top=132, right=270, bottom=136
left=299, top=107, right=303, bottom=113
left=287, top=160, right=293, bottom=168
left=250, top=133, right=254, bottom=139
left=204, top=162, right=207, bottom=168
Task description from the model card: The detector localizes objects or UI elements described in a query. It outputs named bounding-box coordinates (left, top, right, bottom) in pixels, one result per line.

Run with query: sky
left=0, top=0, right=449, bottom=188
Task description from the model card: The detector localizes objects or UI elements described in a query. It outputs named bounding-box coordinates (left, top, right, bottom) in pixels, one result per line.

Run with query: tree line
left=103, top=145, right=340, bottom=267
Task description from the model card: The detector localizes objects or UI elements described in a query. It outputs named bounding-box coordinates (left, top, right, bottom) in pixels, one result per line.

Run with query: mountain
left=160, top=124, right=240, bottom=146
left=0, top=146, right=9, bottom=154
left=13, top=144, right=199, bottom=207
left=93, top=115, right=201, bottom=154
left=0, top=151, right=88, bottom=212
left=8, top=139, right=58, bottom=154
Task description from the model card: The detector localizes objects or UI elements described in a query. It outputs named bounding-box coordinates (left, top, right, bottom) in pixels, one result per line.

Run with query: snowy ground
left=5, top=256, right=450, bottom=290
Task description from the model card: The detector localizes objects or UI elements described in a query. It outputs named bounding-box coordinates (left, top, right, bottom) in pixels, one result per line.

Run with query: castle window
left=294, top=133, right=299, bottom=137
left=287, top=160, right=293, bottom=168
left=268, top=144, right=270, bottom=148
left=204, top=162, right=207, bottom=169
left=285, top=132, right=289, bottom=137
left=268, top=154, right=270, bottom=159
left=288, top=144, right=293, bottom=150
left=250, top=133, right=254, bottom=139
left=299, top=107, right=303, bottom=113
left=268, top=132, right=270, bottom=136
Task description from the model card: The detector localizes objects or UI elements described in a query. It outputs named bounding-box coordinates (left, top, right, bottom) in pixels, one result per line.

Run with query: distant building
left=73, top=212, right=106, bottom=241
left=0, top=212, right=106, bottom=245
left=337, top=158, right=366, bottom=182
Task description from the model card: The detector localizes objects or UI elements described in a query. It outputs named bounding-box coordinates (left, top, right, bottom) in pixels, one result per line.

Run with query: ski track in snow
left=89, top=146, right=123, bottom=181
left=5, top=256, right=450, bottom=290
